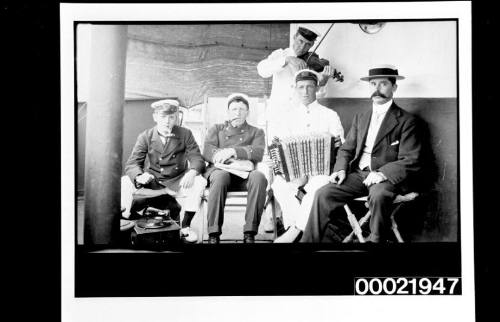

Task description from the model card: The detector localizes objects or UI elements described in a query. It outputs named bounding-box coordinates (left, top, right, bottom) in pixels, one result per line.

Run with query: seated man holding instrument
left=267, top=69, right=344, bottom=243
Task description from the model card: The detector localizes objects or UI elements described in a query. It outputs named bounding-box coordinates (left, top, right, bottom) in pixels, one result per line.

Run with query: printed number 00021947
left=354, top=277, right=461, bottom=295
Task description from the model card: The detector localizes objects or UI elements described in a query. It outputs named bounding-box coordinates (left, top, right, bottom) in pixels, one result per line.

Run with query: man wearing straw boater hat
left=121, top=99, right=207, bottom=243
left=300, top=64, right=424, bottom=243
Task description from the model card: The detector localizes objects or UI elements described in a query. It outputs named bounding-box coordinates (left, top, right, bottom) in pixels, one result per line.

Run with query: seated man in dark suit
left=203, top=93, right=268, bottom=244
left=121, top=99, right=207, bottom=243
left=300, top=65, right=423, bottom=243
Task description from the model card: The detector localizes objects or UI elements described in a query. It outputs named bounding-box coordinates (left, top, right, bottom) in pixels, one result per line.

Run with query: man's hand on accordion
left=329, top=170, right=346, bottom=185
left=262, top=154, right=275, bottom=168
left=333, top=135, right=342, bottom=148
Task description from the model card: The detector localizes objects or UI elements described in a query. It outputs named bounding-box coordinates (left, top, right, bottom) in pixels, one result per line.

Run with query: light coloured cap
left=297, top=25, right=322, bottom=41
left=294, top=69, right=320, bottom=84
left=227, top=92, right=250, bottom=108
left=360, top=64, right=405, bottom=81
left=151, top=99, right=179, bottom=114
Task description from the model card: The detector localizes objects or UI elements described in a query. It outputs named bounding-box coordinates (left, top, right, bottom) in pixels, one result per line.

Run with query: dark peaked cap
left=294, top=69, right=320, bottom=84
left=151, top=99, right=179, bottom=114
left=297, top=26, right=320, bottom=41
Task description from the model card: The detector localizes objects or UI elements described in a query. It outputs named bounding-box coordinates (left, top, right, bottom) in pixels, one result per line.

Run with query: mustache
left=371, top=91, right=388, bottom=99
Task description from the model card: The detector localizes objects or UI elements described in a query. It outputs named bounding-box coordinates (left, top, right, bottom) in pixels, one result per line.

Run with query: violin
left=298, top=52, right=344, bottom=82
left=295, top=24, right=344, bottom=83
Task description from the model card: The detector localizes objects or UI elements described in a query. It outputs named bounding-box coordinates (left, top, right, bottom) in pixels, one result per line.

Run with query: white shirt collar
left=286, top=47, right=297, bottom=57
left=157, top=128, right=172, bottom=138
left=299, top=99, right=319, bottom=109
left=372, top=99, right=393, bottom=115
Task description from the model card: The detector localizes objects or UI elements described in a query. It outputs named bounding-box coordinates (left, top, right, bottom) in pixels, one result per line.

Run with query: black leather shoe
left=243, top=233, right=255, bottom=243
left=276, top=218, right=286, bottom=237
left=208, top=234, right=220, bottom=244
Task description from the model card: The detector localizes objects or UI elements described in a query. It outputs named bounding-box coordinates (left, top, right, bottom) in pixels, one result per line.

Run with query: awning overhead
left=124, top=24, right=289, bottom=107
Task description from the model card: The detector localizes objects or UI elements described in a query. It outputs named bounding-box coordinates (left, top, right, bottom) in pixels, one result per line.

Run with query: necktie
left=159, top=132, right=174, bottom=146
left=360, top=110, right=385, bottom=171
left=375, top=109, right=384, bottom=123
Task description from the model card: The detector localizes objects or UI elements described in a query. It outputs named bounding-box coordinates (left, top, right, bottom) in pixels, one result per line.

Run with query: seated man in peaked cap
left=300, top=65, right=423, bottom=243
left=202, top=93, right=268, bottom=244
left=121, top=99, right=207, bottom=243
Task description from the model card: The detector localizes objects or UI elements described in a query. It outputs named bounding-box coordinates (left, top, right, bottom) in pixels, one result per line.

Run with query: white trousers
left=120, top=175, right=207, bottom=218
left=271, top=175, right=331, bottom=230
left=255, top=161, right=274, bottom=221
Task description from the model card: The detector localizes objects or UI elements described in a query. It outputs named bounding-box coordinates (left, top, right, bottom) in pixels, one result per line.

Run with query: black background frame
left=4, top=1, right=493, bottom=321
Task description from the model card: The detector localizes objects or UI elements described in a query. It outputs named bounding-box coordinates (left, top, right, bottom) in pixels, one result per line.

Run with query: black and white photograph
left=61, top=2, right=474, bottom=321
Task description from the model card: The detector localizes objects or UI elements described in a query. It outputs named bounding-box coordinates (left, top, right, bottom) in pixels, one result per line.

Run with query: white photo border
left=61, top=2, right=473, bottom=322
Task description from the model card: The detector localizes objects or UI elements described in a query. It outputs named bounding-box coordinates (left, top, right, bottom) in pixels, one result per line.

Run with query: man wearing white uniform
left=270, top=69, right=344, bottom=243
left=257, top=25, right=337, bottom=231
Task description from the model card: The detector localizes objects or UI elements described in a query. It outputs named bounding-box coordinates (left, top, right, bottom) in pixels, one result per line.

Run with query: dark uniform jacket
left=334, top=102, right=422, bottom=192
left=125, top=125, right=205, bottom=190
left=203, top=121, right=265, bottom=177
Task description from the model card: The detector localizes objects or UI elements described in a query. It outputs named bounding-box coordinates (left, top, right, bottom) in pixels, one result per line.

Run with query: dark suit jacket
left=333, top=102, right=422, bottom=192
left=203, top=121, right=265, bottom=177
left=125, top=125, right=205, bottom=190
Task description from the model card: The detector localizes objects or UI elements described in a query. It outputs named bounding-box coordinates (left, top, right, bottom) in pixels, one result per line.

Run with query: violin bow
left=305, top=23, right=335, bottom=65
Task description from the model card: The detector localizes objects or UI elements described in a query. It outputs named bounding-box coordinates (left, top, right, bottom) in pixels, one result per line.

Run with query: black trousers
left=205, top=169, right=267, bottom=235
left=300, top=169, right=399, bottom=243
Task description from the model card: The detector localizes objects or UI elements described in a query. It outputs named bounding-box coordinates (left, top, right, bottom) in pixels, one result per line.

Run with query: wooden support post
left=84, top=25, right=128, bottom=246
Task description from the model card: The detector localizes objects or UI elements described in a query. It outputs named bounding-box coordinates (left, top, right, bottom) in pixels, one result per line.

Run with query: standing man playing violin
left=257, top=25, right=336, bottom=112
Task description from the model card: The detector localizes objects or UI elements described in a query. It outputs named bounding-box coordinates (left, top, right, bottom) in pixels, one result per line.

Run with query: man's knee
left=369, top=184, right=395, bottom=205
left=256, top=161, right=272, bottom=182
left=121, top=175, right=136, bottom=195
left=270, top=175, right=290, bottom=194
left=209, top=170, right=232, bottom=187
left=193, top=175, right=208, bottom=190
left=247, top=170, right=268, bottom=188
left=121, top=176, right=136, bottom=217
left=305, top=175, right=330, bottom=191
left=270, top=175, right=283, bottom=188
left=315, top=183, right=336, bottom=200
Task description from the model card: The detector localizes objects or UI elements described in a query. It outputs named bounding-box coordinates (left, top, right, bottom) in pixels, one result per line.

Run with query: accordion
left=268, top=133, right=338, bottom=182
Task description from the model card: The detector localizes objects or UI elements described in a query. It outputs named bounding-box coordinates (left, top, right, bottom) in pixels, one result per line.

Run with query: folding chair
left=343, top=192, right=419, bottom=243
